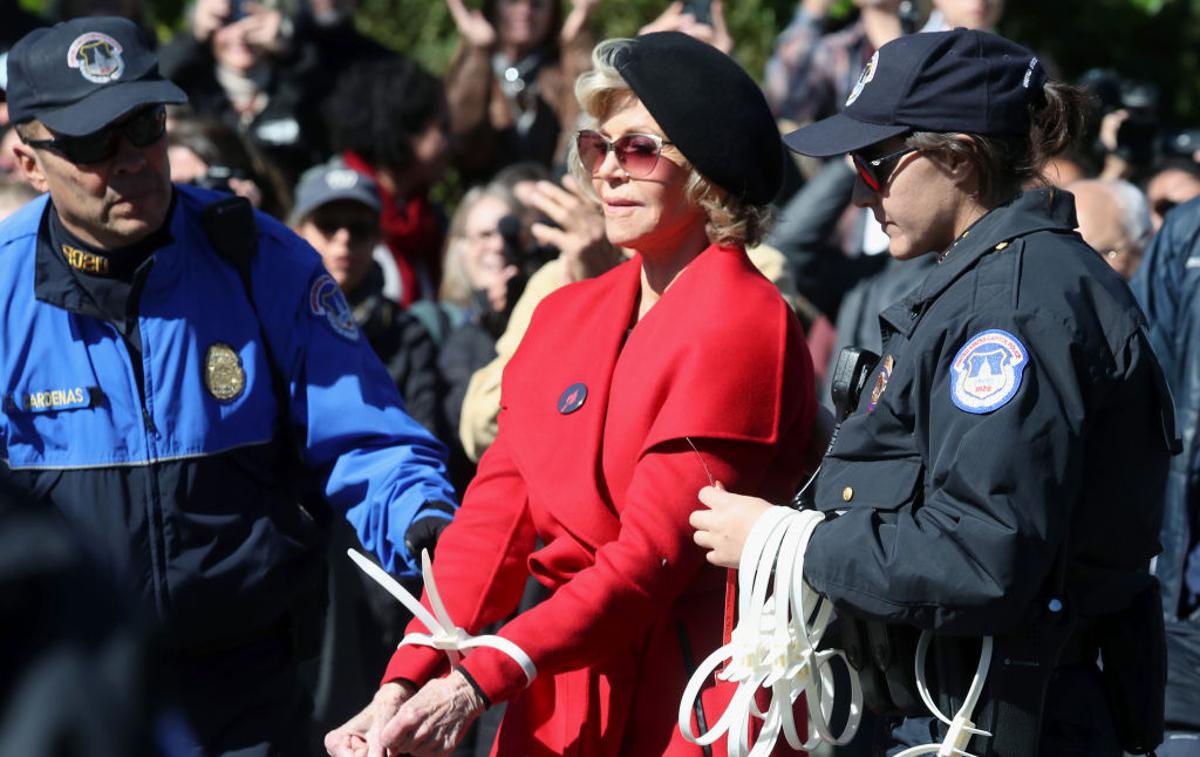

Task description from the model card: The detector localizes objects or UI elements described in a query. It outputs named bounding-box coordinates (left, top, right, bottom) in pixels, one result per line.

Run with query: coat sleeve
left=803, top=311, right=1095, bottom=635
left=381, top=424, right=539, bottom=687
left=457, top=437, right=780, bottom=705
left=258, top=240, right=458, bottom=579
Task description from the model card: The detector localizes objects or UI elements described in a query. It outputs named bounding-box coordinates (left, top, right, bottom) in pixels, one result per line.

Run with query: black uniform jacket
left=804, top=189, right=1176, bottom=636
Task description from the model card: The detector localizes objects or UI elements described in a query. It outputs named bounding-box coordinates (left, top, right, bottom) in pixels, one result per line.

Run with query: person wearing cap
left=326, top=31, right=818, bottom=757
left=693, top=29, right=1175, bottom=756
left=1, top=17, right=458, bottom=756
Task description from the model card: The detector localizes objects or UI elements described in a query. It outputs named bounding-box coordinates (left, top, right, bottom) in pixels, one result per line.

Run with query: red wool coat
left=383, top=244, right=816, bottom=756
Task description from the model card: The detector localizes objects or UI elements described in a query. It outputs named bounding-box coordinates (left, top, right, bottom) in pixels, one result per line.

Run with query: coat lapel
left=502, top=258, right=643, bottom=553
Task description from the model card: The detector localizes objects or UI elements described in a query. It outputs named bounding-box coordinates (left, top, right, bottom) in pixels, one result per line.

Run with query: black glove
left=404, top=500, right=456, bottom=561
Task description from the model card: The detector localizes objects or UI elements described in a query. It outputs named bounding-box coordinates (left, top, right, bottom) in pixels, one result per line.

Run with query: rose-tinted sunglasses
left=21, top=105, right=167, bottom=165
left=851, top=146, right=920, bottom=192
left=576, top=129, right=672, bottom=179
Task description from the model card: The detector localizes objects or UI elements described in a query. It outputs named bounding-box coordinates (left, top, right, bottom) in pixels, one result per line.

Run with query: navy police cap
left=785, top=29, right=1047, bottom=158
left=7, top=17, right=187, bottom=137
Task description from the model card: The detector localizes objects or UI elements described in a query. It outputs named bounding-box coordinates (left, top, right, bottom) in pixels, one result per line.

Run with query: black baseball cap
left=6, top=17, right=187, bottom=137
left=784, top=29, right=1047, bottom=158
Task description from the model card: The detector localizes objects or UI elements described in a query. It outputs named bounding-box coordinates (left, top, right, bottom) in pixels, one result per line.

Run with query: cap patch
left=67, top=32, right=124, bottom=84
left=1023, top=57, right=1039, bottom=89
left=950, top=329, right=1028, bottom=414
left=325, top=169, right=360, bottom=190
left=309, top=273, right=360, bottom=342
left=845, top=51, right=879, bottom=107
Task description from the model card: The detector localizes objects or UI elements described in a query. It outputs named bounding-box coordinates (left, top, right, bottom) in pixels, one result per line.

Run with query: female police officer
left=693, top=29, right=1177, bottom=756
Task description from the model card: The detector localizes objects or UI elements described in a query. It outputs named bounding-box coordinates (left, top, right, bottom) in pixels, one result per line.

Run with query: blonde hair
left=568, top=39, right=772, bottom=248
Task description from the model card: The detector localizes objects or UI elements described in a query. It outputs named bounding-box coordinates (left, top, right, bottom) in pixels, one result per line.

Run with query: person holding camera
left=326, top=32, right=818, bottom=757
left=693, top=29, right=1176, bottom=756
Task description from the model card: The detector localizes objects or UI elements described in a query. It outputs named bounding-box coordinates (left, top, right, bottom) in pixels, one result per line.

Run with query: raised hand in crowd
left=561, top=0, right=601, bottom=47
left=514, top=174, right=622, bottom=284
left=638, top=0, right=733, bottom=54
left=324, top=681, right=415, bottom=757
left=191, top=0, right=232, bottom=42
left=446, top=0, right=497, bottom=49
left=238, top=2, right=288, bottom=55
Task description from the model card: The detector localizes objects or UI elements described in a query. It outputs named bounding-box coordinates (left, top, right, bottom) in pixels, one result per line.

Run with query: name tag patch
left=5, top=386, right=100, bottom=414
left=950, top=329, right=1028, bottom=414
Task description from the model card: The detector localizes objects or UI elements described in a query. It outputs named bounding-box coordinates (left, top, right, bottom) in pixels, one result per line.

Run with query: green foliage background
left=15, top=0, right=1200, bottom=124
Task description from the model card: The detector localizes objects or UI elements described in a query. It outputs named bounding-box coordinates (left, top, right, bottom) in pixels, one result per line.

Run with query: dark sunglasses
left=576, top=129, right=671, bottom=179
left=311, top=215, right=378, bottom=240
left=22, top=106, right=167, bottom=165
left=851, top=146, right=920, bottom=192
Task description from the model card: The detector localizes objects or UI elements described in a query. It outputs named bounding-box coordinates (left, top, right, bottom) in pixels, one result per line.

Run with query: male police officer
left=1, top=17, right=457, bottom=756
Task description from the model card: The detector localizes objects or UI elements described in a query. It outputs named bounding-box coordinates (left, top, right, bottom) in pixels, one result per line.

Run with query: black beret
left=614, top=32, right=783, bottom=206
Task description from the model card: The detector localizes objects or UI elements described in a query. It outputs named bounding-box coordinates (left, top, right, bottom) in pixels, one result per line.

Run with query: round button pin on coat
left=558, top=383, right=587, bottom=414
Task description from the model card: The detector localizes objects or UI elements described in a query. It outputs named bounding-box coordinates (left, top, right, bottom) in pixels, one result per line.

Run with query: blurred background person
left=167, top=114, right=291, bottom=218
left=1070, top=177, right=1152, bottom=280
left=444, top=0, right=599, bottom=183
left=1146, top=158, right=1200, bottom=232
left=327, top=56, right=451, bottom=308
left=160, top=0, right=328, bottom=186
left=919, top=0, right=1003, bottom=32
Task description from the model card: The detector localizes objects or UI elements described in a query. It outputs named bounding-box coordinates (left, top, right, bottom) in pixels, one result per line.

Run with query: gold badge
left=204, top=343, right=245, bottom=402
left=867, top=355, right=895, bottom=413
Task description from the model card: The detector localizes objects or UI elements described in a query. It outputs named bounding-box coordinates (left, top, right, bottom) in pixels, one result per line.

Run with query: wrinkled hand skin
left=325, top=680, right=413, bottom=757
left=380, top=670, right=487, bottom=757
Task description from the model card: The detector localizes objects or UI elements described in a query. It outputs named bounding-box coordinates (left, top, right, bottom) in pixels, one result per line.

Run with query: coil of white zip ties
left=347, top=548, right=537, bottom=686
left=678, top=506, right=863, bottom=756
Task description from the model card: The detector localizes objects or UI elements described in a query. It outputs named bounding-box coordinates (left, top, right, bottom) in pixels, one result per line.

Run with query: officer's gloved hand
left=404, top=501, right=456, bottom=561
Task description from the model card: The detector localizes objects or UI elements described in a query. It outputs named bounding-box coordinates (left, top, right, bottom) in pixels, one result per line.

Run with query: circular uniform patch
left=309, top=274, right=360, bottom=342
left=204, top=342, right=246, bottom=402
left=950, top=329, right=1028, bottom=414
left=67, top=32, right=125, bottom=84
left=557, top=383, right=587, bottom=415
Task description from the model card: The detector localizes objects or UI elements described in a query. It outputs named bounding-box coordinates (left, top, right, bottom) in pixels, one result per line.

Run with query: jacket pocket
left=814, top=455, right=924, bottom=513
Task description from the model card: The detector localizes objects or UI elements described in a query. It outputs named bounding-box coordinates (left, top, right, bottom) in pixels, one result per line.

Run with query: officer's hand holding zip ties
left=687, top=491, right=862, bottom=755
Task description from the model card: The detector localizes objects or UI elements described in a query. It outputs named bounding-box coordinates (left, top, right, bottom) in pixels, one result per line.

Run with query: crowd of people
left=2, top=0, right=1200, bottom=756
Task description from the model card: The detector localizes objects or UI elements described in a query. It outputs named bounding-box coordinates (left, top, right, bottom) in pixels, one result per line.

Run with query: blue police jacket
left=0, top=185, right=456, bottom=650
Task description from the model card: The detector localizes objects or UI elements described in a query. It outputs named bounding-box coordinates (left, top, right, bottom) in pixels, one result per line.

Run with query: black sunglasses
left=851, top=146, right=920, bottom=192
left=311, top=214, right=378, bottom=240
left=576, top=129, right=672, bottom=179
left=22, top=106, right=167, bottom=165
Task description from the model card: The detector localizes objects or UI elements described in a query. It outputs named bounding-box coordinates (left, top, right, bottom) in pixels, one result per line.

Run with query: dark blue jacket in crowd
left=0, top=185, right=456, bottom=653
left=1131, top=196, right=1200, bottom=727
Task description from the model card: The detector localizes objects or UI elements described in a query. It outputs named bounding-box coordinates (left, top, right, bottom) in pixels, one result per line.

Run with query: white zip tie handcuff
left=679, top=504, right=995, bottom=757
left=347, top=548, right=537, bottom=686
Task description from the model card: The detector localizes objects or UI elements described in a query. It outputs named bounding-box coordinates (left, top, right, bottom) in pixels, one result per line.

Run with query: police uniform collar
left=34, top=190, right=178, bottom=323
left=880, top=188, right=1077, bottom=337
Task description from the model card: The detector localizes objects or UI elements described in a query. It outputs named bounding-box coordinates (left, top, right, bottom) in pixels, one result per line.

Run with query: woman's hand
left=515, top=176, right=621, bottom=284
left=324, top=680, right=415, bottom=757
left=447, top=0, right=497, bottom=49
left=638, top=1, right=733, bottom=55
left=690, top=485, right=774, bottom=568
left=380, top=669, right=486, bottom=756
left=561, top=0, right=599, bottom=46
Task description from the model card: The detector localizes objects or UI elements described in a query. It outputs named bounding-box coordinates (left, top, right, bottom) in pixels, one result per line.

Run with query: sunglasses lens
left=125, top=107, right=167, bottom=148
left=615, top=135, right=661, bottom=178
left=852, top=154, right=880, bottom=191
left=577, top=131, right=608, bottom=174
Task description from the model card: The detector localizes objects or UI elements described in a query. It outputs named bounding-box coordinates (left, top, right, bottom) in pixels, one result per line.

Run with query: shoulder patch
left=309, top=274, right=360, bottom=342
left=950, top=329, right=1028, bottom=414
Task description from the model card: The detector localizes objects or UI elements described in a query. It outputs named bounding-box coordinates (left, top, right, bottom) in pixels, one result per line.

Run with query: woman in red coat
left=327, top=32, right=817, bottom=757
